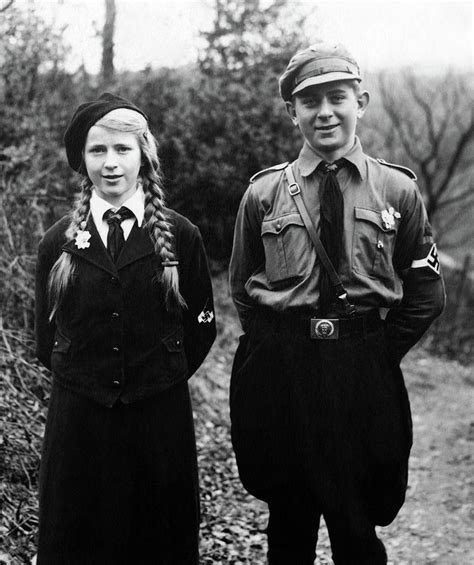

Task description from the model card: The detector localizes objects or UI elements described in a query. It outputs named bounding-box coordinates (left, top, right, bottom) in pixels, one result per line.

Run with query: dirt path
left=194, top=277, right=474, bottom=564
left=382, top=353, right=474, bottom=564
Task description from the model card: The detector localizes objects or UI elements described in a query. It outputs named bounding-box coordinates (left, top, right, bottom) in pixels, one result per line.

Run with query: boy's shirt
left=230, top=137, right=445, bottom=357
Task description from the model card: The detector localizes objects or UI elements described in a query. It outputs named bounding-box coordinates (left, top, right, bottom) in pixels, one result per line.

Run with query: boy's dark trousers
left=266, top=486, right=387, bottom=564
left=230, top=310, right=412, bottom=564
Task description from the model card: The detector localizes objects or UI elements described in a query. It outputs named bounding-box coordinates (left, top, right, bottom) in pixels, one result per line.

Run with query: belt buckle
left=310, top=318, right=339, bottom=340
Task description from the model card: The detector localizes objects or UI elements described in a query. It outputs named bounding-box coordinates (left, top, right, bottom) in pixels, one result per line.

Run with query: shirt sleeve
left=229, top=184, right=265, bottom=332
left=385, top=186, right=445, bottom=361
left=180, top=226, right=216, bottom=377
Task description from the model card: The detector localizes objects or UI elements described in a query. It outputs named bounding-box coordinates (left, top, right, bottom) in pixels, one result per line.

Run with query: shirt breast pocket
left=353, top=207, right=397, bottom=280
left=261, top=213, right=311, bottom=284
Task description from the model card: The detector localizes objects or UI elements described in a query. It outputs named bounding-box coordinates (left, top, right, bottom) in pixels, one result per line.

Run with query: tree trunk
left=101, top=0, right=116, bottom=84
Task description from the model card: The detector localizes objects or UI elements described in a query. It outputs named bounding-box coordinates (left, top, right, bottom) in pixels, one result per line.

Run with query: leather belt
left=259, top=309, right=383, bottom=340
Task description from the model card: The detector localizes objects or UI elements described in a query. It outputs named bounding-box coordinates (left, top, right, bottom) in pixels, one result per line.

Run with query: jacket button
left=176, top=340, right=181, bottom=346
left=110, top=276, right=118, bottom=285
left=111, top=312, right=120, bottom=320
left=112, top=346, right=120, bottom=353
left=54, top=341, right=58, bottom=346
left=112, top=380, right=121, bottom=387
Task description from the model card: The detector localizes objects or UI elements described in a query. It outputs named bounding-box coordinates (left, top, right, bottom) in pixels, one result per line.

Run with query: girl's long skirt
left=37, top=379, right=199, bottom=565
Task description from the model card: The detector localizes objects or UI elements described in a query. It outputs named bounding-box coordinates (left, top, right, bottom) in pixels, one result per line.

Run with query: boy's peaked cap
left=279, top=42, right=361, bottom=101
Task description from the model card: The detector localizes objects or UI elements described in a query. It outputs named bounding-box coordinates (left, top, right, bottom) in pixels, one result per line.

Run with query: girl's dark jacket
left=35, top=209, right=216, bottom=407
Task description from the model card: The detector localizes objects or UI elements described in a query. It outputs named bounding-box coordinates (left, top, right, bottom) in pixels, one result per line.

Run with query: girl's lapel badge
left=75, top=227, right=91, bottom=249
left=381, top=206, right=401, bottom=230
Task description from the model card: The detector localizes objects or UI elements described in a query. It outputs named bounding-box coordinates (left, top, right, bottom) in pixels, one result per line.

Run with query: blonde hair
left=48, top=108, right=185, bottom=320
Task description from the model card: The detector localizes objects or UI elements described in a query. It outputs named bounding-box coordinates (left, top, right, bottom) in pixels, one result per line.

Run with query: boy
left=229, top=43, right=445, bottom=564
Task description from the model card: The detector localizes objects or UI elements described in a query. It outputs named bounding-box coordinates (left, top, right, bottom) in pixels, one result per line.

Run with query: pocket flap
left=261, top=213, right=304, bottom=236
left=162, top=327, right=184, bottom=352
left=354, top=207, right=395, bottom=232
left=52, top=332, right=71, bottom=354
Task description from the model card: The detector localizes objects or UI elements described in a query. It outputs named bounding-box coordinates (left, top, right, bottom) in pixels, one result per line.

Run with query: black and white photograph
left=1, top=1, right=472, bottom=563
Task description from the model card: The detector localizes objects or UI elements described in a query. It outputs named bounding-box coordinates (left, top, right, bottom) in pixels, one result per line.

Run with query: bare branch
left=436, top=196, right=474, bottom=246
left=0, top=0, right=14, bottom=13
left=436, top=183, right=474, bottom=209
left=407, top=73, right=438, bottom=150
left=378, top=73, right=423, bottom=162
left=430, top=121, right=474, bottom=215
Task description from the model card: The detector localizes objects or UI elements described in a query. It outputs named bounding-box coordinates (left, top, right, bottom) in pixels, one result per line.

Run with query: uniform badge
left=74, top=229, right=91, bottom=249
left=198, top=310, right=214, bottom=324
left=381, top=207, right=401, bottom=230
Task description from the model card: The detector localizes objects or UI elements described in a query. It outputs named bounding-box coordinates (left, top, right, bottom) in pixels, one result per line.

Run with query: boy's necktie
left=103, top=206, right=135, bottom=262
left=318, top=159, right=346, bottom=315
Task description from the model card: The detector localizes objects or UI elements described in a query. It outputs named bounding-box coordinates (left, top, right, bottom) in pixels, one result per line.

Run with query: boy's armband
left=410, top=243, right=440, bottom=276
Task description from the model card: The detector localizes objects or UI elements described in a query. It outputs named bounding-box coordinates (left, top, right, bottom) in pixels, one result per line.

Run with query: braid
left=48, top=179, right=93, bottom=320
left=50, top=108, right=184, bottom=317
left=66, top=177, right=93, bottom=239
left=142, top=164, right=186, bottom=310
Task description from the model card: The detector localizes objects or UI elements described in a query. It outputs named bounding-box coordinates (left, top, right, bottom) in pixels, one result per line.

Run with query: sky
left=30, top=0, right=473, bottom=74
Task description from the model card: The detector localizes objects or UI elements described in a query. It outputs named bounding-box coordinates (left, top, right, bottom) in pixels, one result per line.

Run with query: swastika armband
left=411, top=243, right=440, bottom=275
left=198, top=309, right=214, bottom=324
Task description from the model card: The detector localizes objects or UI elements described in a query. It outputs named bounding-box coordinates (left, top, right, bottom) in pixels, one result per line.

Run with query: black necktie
left=318, top=159, right=346, bottom=315
left=103, top=207, right=135, bottom=262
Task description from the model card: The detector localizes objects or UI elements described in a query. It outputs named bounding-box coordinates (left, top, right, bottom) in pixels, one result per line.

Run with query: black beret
left=279, top=42, right=361, bottom=102
left=64, top=92, right=148, bottom=172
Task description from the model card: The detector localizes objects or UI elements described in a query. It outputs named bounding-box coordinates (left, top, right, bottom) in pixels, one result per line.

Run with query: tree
left=199, top=0, right=307, bottom=80
left=101, top=0, right=116, bottom=84
left=0, top=3, right=68, bottom=110
left=0, top=3, right=74, bottom=330
left=161, top=0, right=310, bottom=260
left=377, top=70, right=474, bottom=223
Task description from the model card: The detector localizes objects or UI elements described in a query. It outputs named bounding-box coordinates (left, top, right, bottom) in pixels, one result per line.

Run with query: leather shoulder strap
left=284, top=164, right=356, bottom=315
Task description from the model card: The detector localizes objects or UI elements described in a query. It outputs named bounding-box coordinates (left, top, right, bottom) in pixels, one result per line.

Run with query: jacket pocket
left=50, top=331, right=71, bottom=372
left=353, top=207, right=397, bottom=280
left=162, top=326, right=185, bottom=352
left=52, top=331, right=71, bottom=354
left=261, top=213, right=311, bottom=283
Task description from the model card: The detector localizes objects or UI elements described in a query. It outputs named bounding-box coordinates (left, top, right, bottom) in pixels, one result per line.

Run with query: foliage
left=185, top=0, right=308, bottom=257
left=0, top=2, right=67, bottom=108
left=0, top=5, right=71, bottom=332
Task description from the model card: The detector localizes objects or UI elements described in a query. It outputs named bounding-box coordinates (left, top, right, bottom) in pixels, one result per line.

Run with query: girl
left=35, top=93, right=216, bottom=564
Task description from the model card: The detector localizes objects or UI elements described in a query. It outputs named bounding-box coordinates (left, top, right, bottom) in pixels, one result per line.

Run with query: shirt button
left=377, top=240, right=384, bottom=249
left=176, top=339, right=181, bottom=346
left=111, top=312, right=120, bottom=321
left=112, top=380, right=121, bottom=387
left=112, top=346, right=120, bottom=353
